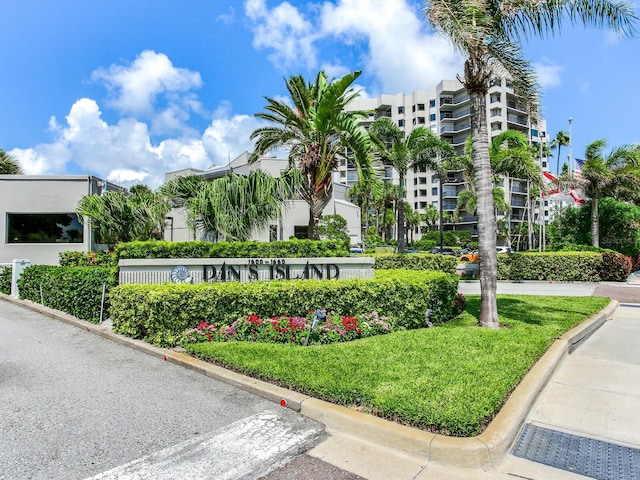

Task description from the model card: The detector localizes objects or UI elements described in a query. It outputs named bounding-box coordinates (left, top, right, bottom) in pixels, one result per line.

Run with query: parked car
left=497, top=246, right=514, bottom=254
left=431, top=247, right=456, bottom=256
left=459, top=251, right=479, bottom=262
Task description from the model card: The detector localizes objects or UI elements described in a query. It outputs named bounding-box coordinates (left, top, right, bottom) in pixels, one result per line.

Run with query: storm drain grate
left=513, top=424, right=640, bottom=480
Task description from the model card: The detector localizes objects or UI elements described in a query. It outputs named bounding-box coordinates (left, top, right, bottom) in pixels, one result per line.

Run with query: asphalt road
left=0, top=300, right=325, bottom=480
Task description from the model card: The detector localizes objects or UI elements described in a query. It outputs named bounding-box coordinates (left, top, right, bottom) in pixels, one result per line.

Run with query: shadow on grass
left=463, top=295, right=595, bottom=327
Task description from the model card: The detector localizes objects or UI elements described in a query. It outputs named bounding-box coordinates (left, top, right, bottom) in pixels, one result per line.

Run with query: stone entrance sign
left=118, top=257, right=375, bottom=285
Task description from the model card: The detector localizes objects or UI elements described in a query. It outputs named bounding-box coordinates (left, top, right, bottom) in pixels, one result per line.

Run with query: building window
left=490, top=93, right=501, bottom=103
left=429, top=99, right=436, bottom=108
left=398, top=119, right=404, bottom=127
left=417, top=117, right=425, bottom=124
left=429, top=113, right=436, bottom=121
left=293, top=225, right=308, bottom=239
left=432, top=187, right=438, bottom=195
left=490, top=108, right=501, bottom=117
left=7, top=213, right=83, bottom=243
left=420, top=202, right=427, bottom=209
left=413, top=178, right=418, bottom=185
left=398, top=106, right=404, bottom=114
left=419, top=177, right=427, bottom=184
left=417, top=103, right=425, bottom=111
left=419, top=189, right=427, bottom=197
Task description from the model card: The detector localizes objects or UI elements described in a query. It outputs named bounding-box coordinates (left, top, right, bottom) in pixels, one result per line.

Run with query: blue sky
left=1, top=0, right=639, bottom=187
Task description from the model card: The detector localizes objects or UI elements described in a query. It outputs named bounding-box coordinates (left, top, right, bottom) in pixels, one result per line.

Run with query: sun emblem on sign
left=170, top=265, right=193, bottom=284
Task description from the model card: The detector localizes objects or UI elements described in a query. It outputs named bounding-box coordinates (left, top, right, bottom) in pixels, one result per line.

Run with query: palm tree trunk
left=469, top=89, right=500, bottom=328
left=397, top=198, right=405, bottom=253
left=591, top=198, right=600, bottom=247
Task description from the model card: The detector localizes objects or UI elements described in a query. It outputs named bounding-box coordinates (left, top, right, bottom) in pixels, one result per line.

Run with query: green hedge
left=17, top=265, right=118, bottom=323
left=108, top=269, right=459, bottom=347
left=0, top=266, right=11, bottom=294
left=495, top=251, right=632, bottom=282
left=372, top=253, right=457, bottom=274
left=115, top=239, right=350, bottom=260
left=59, top=250, right=117, bottom=267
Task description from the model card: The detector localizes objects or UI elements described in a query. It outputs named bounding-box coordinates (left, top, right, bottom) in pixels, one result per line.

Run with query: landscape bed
left=184, top=295, right=610, bottom=437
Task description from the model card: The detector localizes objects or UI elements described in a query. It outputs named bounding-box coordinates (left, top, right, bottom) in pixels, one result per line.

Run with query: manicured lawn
left=185, top=295, right=609, bottom=437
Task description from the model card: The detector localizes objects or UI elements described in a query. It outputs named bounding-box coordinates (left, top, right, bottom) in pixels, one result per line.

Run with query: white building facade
left=341, top=78, right=550, bottom=247
left=0, top=175, right=118, bottom=265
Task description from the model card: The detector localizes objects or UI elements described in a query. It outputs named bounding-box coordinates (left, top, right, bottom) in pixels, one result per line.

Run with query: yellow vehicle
left=459, top=251, right=479, bottom=262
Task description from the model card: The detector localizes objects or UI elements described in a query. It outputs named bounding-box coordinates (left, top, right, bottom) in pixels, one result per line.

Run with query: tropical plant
left=0, top=148, right=22, bottom=174
left=318, top=214, right=350, bottom=244
left=249, top=71, right=371, bottom=240
left=551, top=131, right=570, bottom=175
left=580, top=140, right=640, bottom=246
left=423, top=0, right=636, bottom=327
left=348, top=158, right=384, bottom=240
left=177, top=170, right=300, bottom=242
left=77, top=185, right=170, bottom=245
left=368, top=118, right=455, bottom=253
left=404, top=203, right=422, bottom=245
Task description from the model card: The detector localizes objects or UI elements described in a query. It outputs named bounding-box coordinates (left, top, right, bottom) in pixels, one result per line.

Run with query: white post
left=11, top=259, right=31, bottom=298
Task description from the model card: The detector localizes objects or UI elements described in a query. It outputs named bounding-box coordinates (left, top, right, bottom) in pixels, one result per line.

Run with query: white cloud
left=9, top=96, right=260, bottom=189
left=91, top=50, right=203, bottom=134
left=216, top=6, right=236, bottom=24
left=244, top=0, right=462, bottom=94
left=245, top=0, right=318, bottom=69
left=533, top=60, right=564, bottom=89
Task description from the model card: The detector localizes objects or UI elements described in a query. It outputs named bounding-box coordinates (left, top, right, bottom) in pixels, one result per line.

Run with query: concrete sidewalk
left=499, top=303, right=640, bottom=479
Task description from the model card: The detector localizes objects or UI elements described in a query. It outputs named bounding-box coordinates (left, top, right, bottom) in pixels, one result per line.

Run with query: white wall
left=0, top=175, right=98, bottom=265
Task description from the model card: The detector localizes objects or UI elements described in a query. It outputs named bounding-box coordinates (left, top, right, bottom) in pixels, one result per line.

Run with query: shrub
left=499, top=252, right=602, bottom=282
left=114, top=239, right=350, bottom=260
left=17, top=265, right=117, bottom=323
left=372, top=253, right=457, bottom=274
left=0, top=266, right=11, bottom=294
left=108, top=269, right=459, bottom=347
left=59, top=250, right=117, bottom=267
left=598, top=252, right=633, bottom=281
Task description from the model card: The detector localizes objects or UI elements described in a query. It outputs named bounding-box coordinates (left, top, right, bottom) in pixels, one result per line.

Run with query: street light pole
left=568, top=117, right=573, bottom=178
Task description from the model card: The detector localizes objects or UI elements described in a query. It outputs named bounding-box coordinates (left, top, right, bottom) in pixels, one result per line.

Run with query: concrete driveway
left=0, top=300, right=325, bottom=480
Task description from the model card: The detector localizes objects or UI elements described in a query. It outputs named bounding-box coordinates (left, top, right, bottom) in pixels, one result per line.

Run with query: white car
left=496, top=246, right=514, bottom=254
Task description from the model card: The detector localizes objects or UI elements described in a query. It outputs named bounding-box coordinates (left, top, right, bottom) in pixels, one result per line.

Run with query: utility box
left=11, top=259, right=31, bottom=298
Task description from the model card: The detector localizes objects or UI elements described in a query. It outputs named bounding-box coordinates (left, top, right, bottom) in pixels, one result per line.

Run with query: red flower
left=198, top=321, right=209, bottom=330
left=206, top=333, right=212, bottom=341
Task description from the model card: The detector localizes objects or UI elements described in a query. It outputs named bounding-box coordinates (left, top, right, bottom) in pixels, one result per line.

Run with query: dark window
left=398, top=106, right=404, bottom=114
left=7, top=213, right=83, bottom=243
left=432, top=187, right=438, bottom=195
left=293, top=225, right=308, bottom=240
left=429, top=113, right=436, bottom=121
left=429, top=99, right=436, bottom=108
left=417, top=117, right=425, bottom=124
left=417, top=103, right=425, bottom=111
left=398, top=119, right=404, bottom=127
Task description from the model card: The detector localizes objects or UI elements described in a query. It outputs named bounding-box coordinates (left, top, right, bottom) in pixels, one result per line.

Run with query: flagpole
left=568, top=117, right=573, bottom=178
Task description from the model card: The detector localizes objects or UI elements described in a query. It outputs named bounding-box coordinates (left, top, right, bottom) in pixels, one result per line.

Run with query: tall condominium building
left=341, top=78, right=550, bottom=247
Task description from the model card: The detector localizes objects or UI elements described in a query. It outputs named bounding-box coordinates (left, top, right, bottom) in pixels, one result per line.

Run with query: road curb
left=0, top=293, right=619, bottom=469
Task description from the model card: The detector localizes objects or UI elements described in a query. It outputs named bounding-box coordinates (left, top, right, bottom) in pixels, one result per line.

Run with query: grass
left=185, top=295, right=610, bottom=437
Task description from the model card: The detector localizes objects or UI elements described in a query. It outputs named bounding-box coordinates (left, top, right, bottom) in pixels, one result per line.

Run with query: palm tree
left=161, top=170, right=299, bottom=242
left=421, top=204, right=440, bottom=231
left=424, top=0, right=636, bottom=328
left=580, top=140, right=640, bottom=246
left=249, top=71, right=371, bottom=240
left=551, top=131, right=570, bottom=175
left=369, top=118, right=455, bottom=253
left=77, top=185, right=171, bottom=245
left=348, top=154, right=384, bottom=241
left=0, top=148, right=22, bottom=174
left=404, top=203, right=422, bottom=245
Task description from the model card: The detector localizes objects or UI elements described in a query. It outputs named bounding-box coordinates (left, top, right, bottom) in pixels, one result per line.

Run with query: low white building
left=0, top=175, right=118, bottom=265
left=164, top=152, right=362, bottom=245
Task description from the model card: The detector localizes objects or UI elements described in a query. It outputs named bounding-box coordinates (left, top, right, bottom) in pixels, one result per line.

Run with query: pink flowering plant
left=183, top=310, right=390, bottom=346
